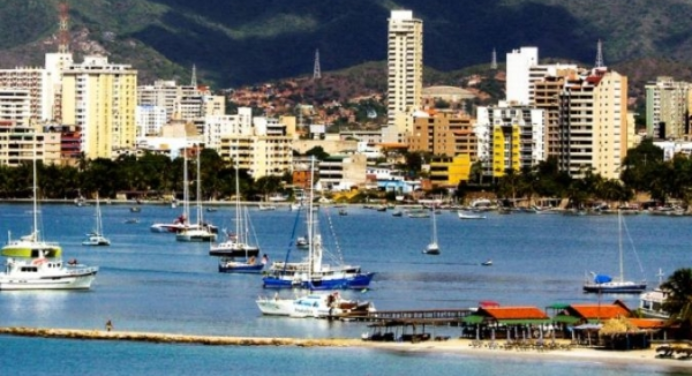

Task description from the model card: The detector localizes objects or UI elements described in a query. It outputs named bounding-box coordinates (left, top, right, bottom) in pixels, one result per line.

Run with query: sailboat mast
left=618, top=210, right=624, bottom=282
left=32, top=134, right=38, bottom=240
left=234, top=155, right=241, bottom=242
left=196, top=145, right=203, bottom=226
left=183, top=147, right=189, bottom=224
left=307, top=157, right=315, bottom=277
left=431, top=207, right=437, bottom=244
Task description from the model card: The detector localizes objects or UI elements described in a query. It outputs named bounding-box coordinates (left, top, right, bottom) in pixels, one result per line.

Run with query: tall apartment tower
left=645, top=76, right=691, bottom=139
left=61, top=56, right=138, bottom=159
left=558, top=69, right=628, bottom=180
left=506, top=47, right=538, bottom=106
left=384, top=10, right=423, bottom=143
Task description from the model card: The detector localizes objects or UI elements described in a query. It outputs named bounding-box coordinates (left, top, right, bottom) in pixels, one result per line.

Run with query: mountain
left=2, top=0, right=692, bottom=88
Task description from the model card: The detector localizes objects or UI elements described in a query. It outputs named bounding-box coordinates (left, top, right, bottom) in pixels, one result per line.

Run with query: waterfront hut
left=462, top=306, right=550, bottom=341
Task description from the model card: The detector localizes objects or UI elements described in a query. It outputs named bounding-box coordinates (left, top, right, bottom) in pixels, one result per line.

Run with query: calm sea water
left=1, top=203, right=691, bottom=375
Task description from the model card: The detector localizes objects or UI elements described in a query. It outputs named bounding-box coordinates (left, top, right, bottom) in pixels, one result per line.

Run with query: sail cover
left=594, top=274, right=612, bottom=284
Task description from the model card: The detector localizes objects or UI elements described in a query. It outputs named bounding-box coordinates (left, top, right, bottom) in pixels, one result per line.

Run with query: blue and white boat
left=262, top=158, right=374, bottom=290
left=583, top=211, right=646, bottom=293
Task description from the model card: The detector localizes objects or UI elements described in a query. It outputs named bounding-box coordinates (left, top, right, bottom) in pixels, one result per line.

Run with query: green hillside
left=1, top=0, right=692, bottom=88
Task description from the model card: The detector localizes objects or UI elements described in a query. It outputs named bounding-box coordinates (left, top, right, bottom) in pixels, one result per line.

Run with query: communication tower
left=58, top=1, right=70, bottom=53
left=313, top=49, right=321, bottom=80
left=595, top=39, right=604, bottom=68
left=491, top=48, right=497, bottom=70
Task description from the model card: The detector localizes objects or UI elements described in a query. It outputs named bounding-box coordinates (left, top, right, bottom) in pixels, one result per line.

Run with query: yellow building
left=62, top=56, right=137, bottom=159
left=491, top=125, right=521, bottom=178
left=219, top=135, right=293, bottom=178
left=429, top=154, right=471, bottom=187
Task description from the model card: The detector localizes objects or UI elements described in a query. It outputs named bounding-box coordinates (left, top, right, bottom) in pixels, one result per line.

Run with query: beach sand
left=1, top=326, right=688, bottom=369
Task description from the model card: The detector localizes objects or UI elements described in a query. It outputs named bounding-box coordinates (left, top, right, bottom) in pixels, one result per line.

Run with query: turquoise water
left=1, top=336, right=689, bottom=376
left=2, top=203, right=692, bottom=374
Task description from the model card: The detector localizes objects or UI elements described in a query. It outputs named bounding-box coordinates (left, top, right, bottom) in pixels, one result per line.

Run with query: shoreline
left=1, top=327, right=690, bottom=369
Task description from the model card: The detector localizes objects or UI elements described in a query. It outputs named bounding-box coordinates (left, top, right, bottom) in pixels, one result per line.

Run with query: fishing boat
left=262, top=158, right=375, bottom=290
left=407, top=209, right=430, bottom=218
left=638, top=269, right=669, bottom=319
left=82, top=194, right=110, bottom=246
left=422, top=209, right=440, bottom=255
left=213, top=158, right=264, bottom=273
left=256, top=291, right=375, bottom=318
left=481, top=259, right=493, bottom=266
left=583, top=211, right=646, bottom=293
left=457, top=211, right=486, bottom=220
left=177, top=147, right=217, bottom=242
left=295, top=236, right=309, bottom=249
left=0, top=148, right=98, bottom=290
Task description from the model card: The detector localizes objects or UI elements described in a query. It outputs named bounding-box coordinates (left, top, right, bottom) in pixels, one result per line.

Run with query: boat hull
left=218, top=262, right=264, bottom=274
left=262, top=272, right=375, bottom=290
left=209, top=244, right=260, bottom=258
left=583, top=283, right=647, bottom=294
left=0, top=268, right=98, bottom=291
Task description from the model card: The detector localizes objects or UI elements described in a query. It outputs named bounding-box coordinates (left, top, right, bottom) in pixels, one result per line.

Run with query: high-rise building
left=558, top=68, right=628, bottom=179
left=384, top=10, right=423, bottom=144
left=203, top=107, right=253, bottom=149
left=645, top=76, right=691, bottom=139
left=408, top=110, right=477, bottom=158
left=506, top=47, right=538, bottom=105
left=476, top=103, right=546, bottom=178
left=61, top=56, right=138, bottom=159
left=0, top=89, right=31, bottom=127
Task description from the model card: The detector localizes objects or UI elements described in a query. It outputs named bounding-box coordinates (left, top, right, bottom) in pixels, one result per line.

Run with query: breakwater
left=0, top=327, right=362, bottom=347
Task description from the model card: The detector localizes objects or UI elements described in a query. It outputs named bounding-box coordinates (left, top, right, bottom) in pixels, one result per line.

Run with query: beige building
left=61, top=56, right=138, bottom=159
left=0, top=89, right=31, bottom=127
left=0, top=124, right=61, bottom=167
left=384, top=10, right=423, bottom=143
left=218, top=116, right=295, bottom=178
left=558, top=68, right=628, bottom=179
left=409, top=110, right=477, bottom=158
left=317, top=154, right=367, bottom=191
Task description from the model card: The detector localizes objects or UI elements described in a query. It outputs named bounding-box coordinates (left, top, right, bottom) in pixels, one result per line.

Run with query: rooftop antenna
left=595, top=39, right=604, bottom=68
left=58, top=1, right=70, bottom=54
left=191, top=64, right=197, bottom=88
left=313, top=49, right=321, bottom=80
left=491, top=48, right=497, bottom=70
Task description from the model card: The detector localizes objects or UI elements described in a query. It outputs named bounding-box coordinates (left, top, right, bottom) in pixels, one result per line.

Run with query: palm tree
left=661, top=268, right=692, bottom=338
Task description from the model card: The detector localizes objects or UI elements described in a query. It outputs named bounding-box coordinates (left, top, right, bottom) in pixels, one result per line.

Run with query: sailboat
left=212, top=158, right=264, bottom=273
left=583, top=210, right=646, bottom=293
left=82, top=194, right=110, bottom=246
left=262, top=158, right=375, bottom=290
left=0, top=143, right=98, bottom=290
left=422, top=208, right=440, bottom=255
left=151, top=149, right=217, bottom=234
left=177, top=146, right=217, bottom=242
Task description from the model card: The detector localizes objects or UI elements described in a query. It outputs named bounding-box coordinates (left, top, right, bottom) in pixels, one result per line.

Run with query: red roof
left=481, top=306, right=549, bottom=320
left=628, top=318, right=666, bottom=329
left=569, top=304, right=629, bottom=319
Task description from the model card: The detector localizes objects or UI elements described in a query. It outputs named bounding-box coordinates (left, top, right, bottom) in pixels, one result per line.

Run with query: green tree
left=305, top=146, right=329, bottom=161
left=661, top=268, right=692, bottom=338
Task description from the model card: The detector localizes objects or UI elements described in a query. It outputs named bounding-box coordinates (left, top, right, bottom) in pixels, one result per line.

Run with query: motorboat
left=0, top=152, right=98, bottom=290
left=639, top=287, right=668, bottom=319
left=481, top=259, right=493, bottom=266
left=338, top=209, right=348, bottom=216
left=218, top=255, right=266, bottom=274
left=258, top=204, right=277, bottom=211
left=458, top=211, right=486, bottom=220
left=262, top=158, right=375, bottom=290
left=82, top=194, right=110, bottom=246
left=256, top=292, right=375, bottom=318
left=407, top=209, right=430, bottom=218
left=295, top=236, right=309, bottom=249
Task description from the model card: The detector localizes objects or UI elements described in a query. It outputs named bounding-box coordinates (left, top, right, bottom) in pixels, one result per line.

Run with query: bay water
left=1, top=203, right=691, bottom=375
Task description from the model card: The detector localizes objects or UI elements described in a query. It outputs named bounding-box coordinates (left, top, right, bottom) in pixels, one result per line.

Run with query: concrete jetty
left=0, top=327, right=362, bottom=347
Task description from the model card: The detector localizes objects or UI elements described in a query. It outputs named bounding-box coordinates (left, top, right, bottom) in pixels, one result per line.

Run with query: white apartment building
left=506, top=47, right=538, bottom=105
left=203, top=107, right=253, bottom=149
left=384, top=10, right=423, bottom=144
left=318, top=154, right=368, bottom=191
left=0, top=89, right=31, bottom=127
left=476, top=103, right=546, bottom=177
left=136, top=105, right=168, bottom=137
left=61, top=56, right=138, bottom=159
left=138, top=80, right=197, bottom=122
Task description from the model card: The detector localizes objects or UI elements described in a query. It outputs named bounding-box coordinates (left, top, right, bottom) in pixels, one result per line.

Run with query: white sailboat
left=423, top=208, right=440, bottom=255
left=583, top=210, right=646, bottom=293
left=177, top=146, right=217, bottom=242
left=212, top=157, right=263, bottom=273
left=0, top=143, right=98, bottom=290
left=82, top=194, right=110, bottom=246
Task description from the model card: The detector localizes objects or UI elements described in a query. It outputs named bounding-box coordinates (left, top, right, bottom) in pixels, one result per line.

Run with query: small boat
left=82, top=194, right=110, bottom=247
left=639, top=287, right=669, bottom=319
left=376, top=205, right=387, bottom=212
left=481, top=259, right=493, bottom=266
left=422, top=209, right=440, bottom=255
left=458, top=211, right=486, bottom=220
left=407, top=209, right=430, bottom=219
left=130, top=206, right=141, bottom=213
left=391, top=210, right=403, bottom=217
left=256, top=291, right=375, bottom=318
left=206, top=207, right=218, bottom=213
left=338, top=209, right=348, bottom=216
left=124, top=218, right=139, bottom=224
left=258, top=204, right=277, bottom=211
left=295, top=236, right=309, bottom=249
left=218, top=255, right=266, bottom=274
